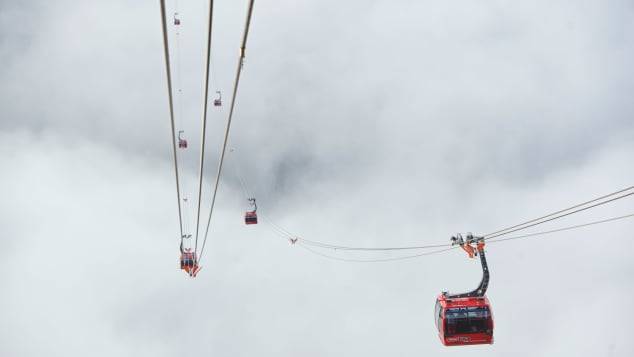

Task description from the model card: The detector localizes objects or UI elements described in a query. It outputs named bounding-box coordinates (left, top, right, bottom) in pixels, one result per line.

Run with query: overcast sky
left=1, top=0, right=634, bottom=356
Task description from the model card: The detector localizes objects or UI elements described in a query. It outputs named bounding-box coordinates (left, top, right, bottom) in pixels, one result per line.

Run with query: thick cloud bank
left=1, top=0, right=633, bottom=356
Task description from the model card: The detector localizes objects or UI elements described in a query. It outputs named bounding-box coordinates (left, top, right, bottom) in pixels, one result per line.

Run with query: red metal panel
left=436, top=294, right=494, bottom=346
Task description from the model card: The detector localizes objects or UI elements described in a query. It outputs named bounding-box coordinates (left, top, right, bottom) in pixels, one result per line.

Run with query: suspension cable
left=299, top=243, right=457, bottom=263
left=299, top=238, right=451, bottom=251
left=227, top=151, right=633, bottom=262
left=194, top=0, right=216, bottom=254
left=231, top=155, right=634, bottom=259
left=229, top=147, right=633, bottom=252
left=483, top=185, right=634, bottom=238
left=484, top=190, right=634, bottom=239
left=299, top=213, right=634, bottom=263
left=159, top=0, right=184, bottom=240
left=198, top=0, right=256, bottom=263
left=173, top=0, right=190, bottom=243
left=486, top=213, right=634, bottom=244
left=298, top=188, right=634, bottom=250
left=305, top=190, right=634, bottom=249
left=229, top=149, right=451, bottom=250
left=174, top=1, right=184, bottom=131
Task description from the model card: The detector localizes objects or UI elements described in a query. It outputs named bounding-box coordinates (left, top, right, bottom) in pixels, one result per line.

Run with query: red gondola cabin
left=178, top=130, right=187, bottom=149
left=435, top=295, right=493, bottom=346
left=180, top=250, right=200, bottom=277
left=244, top=198, right=257, bottom=225
left=245, top=211, right=257, bottom=225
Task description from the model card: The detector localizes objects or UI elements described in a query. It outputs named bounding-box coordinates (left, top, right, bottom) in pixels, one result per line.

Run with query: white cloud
left=1, top=0, right=633, bottom=356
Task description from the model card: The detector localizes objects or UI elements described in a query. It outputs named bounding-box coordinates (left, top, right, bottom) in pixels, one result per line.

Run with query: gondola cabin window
left=445, top=307, right=491, bottom=335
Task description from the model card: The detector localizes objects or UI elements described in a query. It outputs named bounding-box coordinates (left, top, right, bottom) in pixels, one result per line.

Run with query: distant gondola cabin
left=244, top=211, right=257, bottom=225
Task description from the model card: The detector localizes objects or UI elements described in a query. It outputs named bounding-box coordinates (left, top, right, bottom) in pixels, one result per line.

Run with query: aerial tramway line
left=157, top=0, right=634, bottom=347
left=229, top=155, right=633, bottom=346
left=159, top=0, right=229, bottom=278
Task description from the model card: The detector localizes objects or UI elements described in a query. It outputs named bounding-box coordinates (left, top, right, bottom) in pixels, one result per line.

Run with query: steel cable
left=483, top=185, right=634, bottom=238
left=194, top=0, right=216, bottom=254
left=159, top=0, right=184, bottom=240
left=484, top=191, right=634, bottom=240
left=298, top=243, right=458, bottom=263
left=228, top=153, right=633, bottom=262
left=229, top=147, right=634, bottom=253
left=198, top=0, right=256, bottom=263
left=299, top=213, right=634, bottom=262
left=486, top=213, right=634, bottom=244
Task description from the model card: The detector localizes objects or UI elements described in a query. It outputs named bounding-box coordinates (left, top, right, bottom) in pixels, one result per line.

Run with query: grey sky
left=1, top=0, right=633, bottom=356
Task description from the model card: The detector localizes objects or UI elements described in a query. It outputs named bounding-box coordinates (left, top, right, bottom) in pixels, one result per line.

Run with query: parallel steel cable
left=230, top=152, right=633, bottom=251
left=293, top=207, right=634, bottom=252
left=198, top=0, right=256, bottom=263
left=173, top=0, right=189, bottom=243
left=301, top=240, right=451, bottom=250
left=229, top=148, right=633, bottom=252
left=159, top=0, right=184, bottom=240
left=229, top=150, right=451, bottom=250
left=230, top=150, right=446, bottom=250
left=299, top=243, right=457, bottom=263
left=486, top=213, right=634, bottom=244
left=298, top=190, right=634, bottom=250
left=262, top=214, right=295, bottom=239
left=263, top=215, right=297, bottom=242
left=174, top=2, right=184, bottom=130
left=484, top=191, right=634, bottom=239
left=241, top=164, right=633, bottom=250
left=194, top=0, right=216, bottom=254
left=228, top=151, right=634, bottom=260
left=294, top=187, right=634, bottom=250
left=232, top=154, right=253, bottom=199
left=300, top=213, right=634, bottom=263
left=483, top=185, right=634, bottom=238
